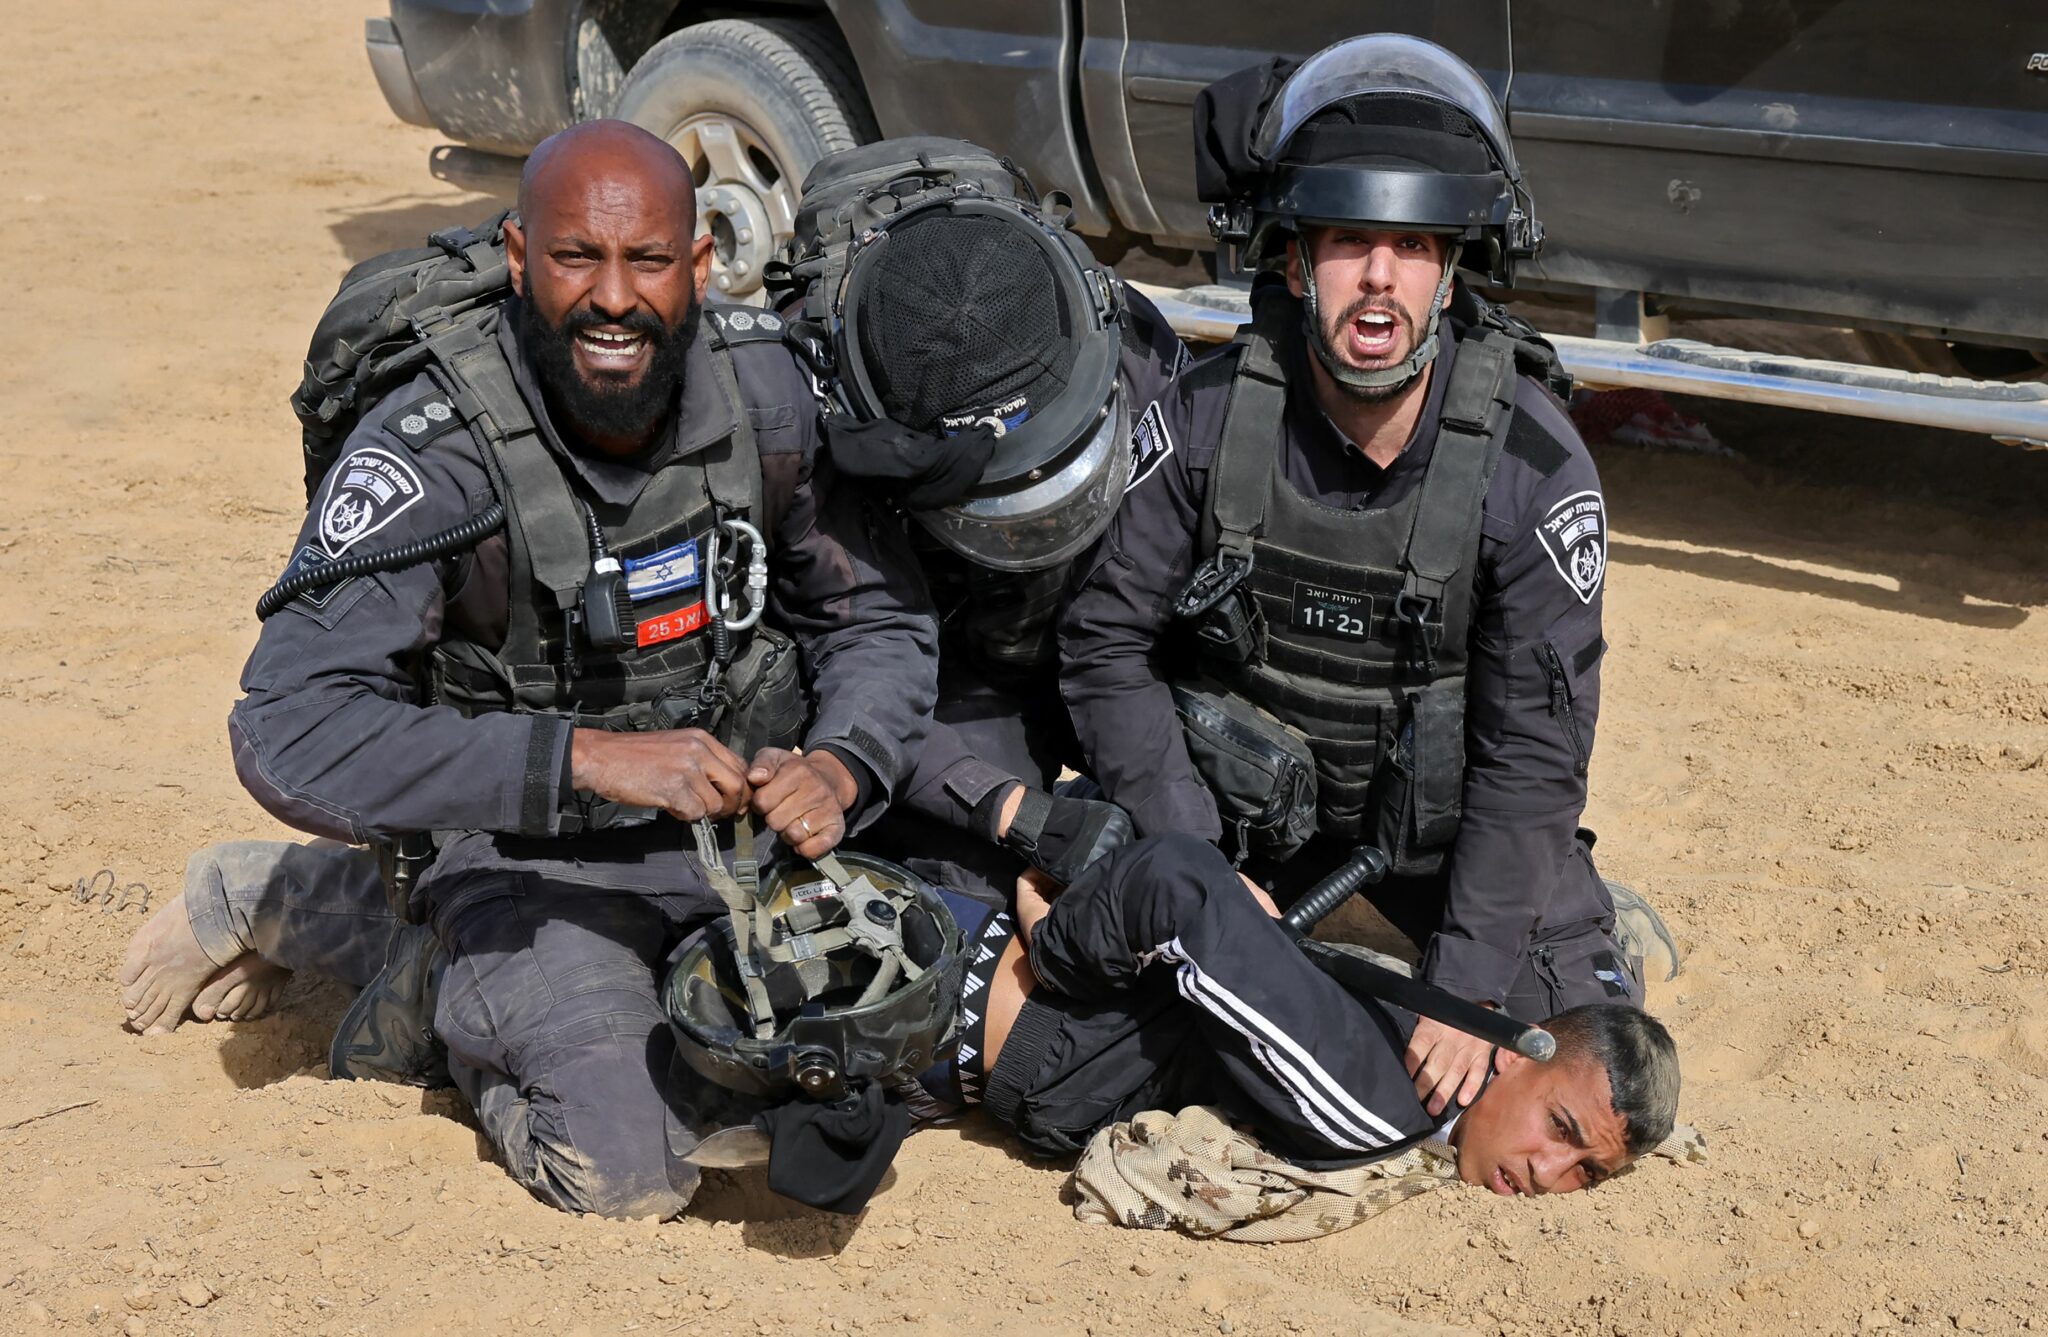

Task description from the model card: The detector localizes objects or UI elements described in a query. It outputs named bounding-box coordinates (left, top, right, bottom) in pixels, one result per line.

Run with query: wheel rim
left=668, top=113, right=797, bottom=305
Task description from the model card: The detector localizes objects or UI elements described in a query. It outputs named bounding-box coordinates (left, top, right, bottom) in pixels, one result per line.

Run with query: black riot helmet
left=664, top=828, right=967, bottom=1105
left=1207, top=35, right=1543, bottom=394
left=828, top=189, right=1131, bottom=572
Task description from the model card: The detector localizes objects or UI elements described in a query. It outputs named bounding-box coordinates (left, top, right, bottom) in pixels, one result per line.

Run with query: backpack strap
left=698, top=316, right=766, bottom=525
left=1393, top=326, right=1517, bottom=672
left=425, top=314, right=585, bottom=628
left=1173, top=293, right=1291, bottom=620
left=1200, top=292, right=1293, bottom=565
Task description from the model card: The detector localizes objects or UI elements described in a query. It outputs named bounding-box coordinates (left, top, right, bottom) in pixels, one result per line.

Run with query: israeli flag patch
left=623, top=538, right=701, bottom=603
left=1125, top=398, right=1174, bottom=493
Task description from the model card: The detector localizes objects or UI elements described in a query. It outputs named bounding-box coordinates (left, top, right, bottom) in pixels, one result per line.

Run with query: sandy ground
left=5, top=6, right=2048, bottom=1336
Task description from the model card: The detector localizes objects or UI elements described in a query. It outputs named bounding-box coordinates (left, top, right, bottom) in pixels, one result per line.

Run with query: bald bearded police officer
left=218, top=122, right=937, bottom=1219
left=1061, top=38, right=1668, bottom=1122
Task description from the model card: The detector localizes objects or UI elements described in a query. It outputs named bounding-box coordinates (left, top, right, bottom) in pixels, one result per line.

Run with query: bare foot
left=192, top=955, right=293, bottom=1022
left=119, top=891, right=228, bottom=1034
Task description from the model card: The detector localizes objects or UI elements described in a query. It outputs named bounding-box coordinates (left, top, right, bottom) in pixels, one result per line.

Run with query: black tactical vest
left=1181, top=292, right=1524, bottom=872
left=413, top=303, right=802, bottom=828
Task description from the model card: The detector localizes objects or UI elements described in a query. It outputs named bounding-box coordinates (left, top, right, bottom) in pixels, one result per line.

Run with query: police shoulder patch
left=384, top=391, right=464, bottom=450
left=707, top=306, right=788, bottom=344
left=317, top=445, right=428, bottom=556
left=1535, top=489, right=1607, bottom=604
left=1125, top=397, right=1175, bottom=493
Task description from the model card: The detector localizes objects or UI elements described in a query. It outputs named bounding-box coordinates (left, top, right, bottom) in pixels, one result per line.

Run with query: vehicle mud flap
left=1169, top=677, right=1318, bottom=863
left=1372, top=676, right=1466, bottom=878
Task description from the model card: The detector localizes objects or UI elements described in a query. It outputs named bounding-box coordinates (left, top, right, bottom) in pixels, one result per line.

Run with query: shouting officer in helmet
left=771, top=138, right=1187, bottom=904
left=119, top=122, right=938, bottom=1220
left=1060, top=37, right=1676, bottom=1121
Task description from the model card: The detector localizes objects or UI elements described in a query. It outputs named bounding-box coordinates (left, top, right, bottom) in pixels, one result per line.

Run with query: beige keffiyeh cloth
left=1068, top=1105, right=1708, bottom=1243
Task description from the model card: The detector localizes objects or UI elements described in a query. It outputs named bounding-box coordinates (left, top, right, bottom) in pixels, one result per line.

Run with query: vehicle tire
left=614, top=18, right=877, bottom=304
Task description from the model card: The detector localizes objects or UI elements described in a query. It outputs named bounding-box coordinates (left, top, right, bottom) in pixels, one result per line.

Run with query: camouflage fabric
left=1069, top=1105, right=1709, bottom=1243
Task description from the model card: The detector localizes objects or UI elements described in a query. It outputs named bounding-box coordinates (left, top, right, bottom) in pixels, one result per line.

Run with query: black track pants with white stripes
left=989, top=834, right=1436, bottom=1162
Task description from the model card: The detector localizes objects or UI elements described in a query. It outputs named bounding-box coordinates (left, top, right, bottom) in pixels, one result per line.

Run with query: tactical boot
left=329, top=924, right=452, bottom=1088
left=1604, top=881, right=1681, bottom=983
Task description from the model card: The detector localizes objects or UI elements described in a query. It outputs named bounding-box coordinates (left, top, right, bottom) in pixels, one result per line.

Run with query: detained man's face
left=1450, top=1052, right=1633, bottom=1196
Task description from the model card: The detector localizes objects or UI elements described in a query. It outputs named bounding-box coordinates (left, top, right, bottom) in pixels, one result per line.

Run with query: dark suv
left=365, top=1, right=2048, bottom=440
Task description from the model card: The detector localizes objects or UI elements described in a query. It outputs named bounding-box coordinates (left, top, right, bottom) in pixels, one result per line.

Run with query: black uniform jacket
left=230, top=306, right=938, bottom=893
left=1059, top=316, right=1608, bottom=1006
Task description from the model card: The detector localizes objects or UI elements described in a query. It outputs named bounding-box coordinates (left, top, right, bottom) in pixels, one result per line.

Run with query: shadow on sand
left=325, top=188, right=515, bottom=267
left=1599, top=393, right=2048, bottom=629
left=214, top=973, right=351, bottom=1089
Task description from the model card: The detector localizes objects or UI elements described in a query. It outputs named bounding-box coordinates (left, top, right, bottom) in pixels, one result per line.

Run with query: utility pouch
left=1190, top=586, right=1263, bottom=666
left=714, top=626, right=807, bottom=759
left=1170, top=678, right=1318, bottom=864
left=1371, top=676, right=1467, bottom=877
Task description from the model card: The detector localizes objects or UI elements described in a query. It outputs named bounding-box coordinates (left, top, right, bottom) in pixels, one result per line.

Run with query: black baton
left=1279, top=846, right=1556, bottom=1062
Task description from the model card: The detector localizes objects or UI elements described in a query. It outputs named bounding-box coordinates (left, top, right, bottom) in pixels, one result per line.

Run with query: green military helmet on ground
left=664, top=834, right=968, bottom=1105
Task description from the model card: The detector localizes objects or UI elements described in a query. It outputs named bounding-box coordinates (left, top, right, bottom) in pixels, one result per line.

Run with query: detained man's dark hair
left=1545, top=1004, right=1680, bottom=1157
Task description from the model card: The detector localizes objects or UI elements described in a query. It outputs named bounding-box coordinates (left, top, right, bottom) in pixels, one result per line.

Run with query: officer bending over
left=1059, top=38, right=1674, bottom=1122
left=777, top=138, right=1184, bottom=904
left=120, top=121, right=937, bottom=1220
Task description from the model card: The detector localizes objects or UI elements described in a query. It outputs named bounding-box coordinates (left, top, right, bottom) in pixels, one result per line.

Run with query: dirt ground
left=5, top=6, right=2048, bottom=1336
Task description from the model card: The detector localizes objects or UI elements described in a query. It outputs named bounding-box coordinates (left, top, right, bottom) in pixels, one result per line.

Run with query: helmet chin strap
left=1298, top=246, right=1460, bottom=394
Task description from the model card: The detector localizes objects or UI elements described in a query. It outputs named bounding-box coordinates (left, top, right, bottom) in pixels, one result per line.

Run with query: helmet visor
left=1261, top=163, right=1514, bottom=235
left=1253, top=34, right=1520, bottom=184
left=910, top=384, right=1132, bottom=572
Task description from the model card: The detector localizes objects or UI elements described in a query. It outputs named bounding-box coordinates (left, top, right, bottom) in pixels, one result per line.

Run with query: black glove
left=984, top=785, right=1135, bottom=886
left=756, top=1082, right=911, bottom=1215
left=823, top=410, right=996, bottom=510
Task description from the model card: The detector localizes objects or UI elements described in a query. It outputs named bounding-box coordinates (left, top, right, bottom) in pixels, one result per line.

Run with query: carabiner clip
left=1172, top=551, right=1253, bottom=620
left=716, top=517, right=769, bottom=632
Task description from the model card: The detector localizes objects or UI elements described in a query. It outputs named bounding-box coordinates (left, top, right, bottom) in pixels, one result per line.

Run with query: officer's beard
left=516, top=286, right=701, bottom=450
left=1313, top=293, right=1420, bottom=405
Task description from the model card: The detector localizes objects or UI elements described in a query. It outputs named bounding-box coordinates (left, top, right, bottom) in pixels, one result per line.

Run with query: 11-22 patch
left=1291, top=580, right=1372, bottom=640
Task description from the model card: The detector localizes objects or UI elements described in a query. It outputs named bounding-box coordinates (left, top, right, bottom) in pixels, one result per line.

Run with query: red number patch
left=635, top=600, right=708, bottom=648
